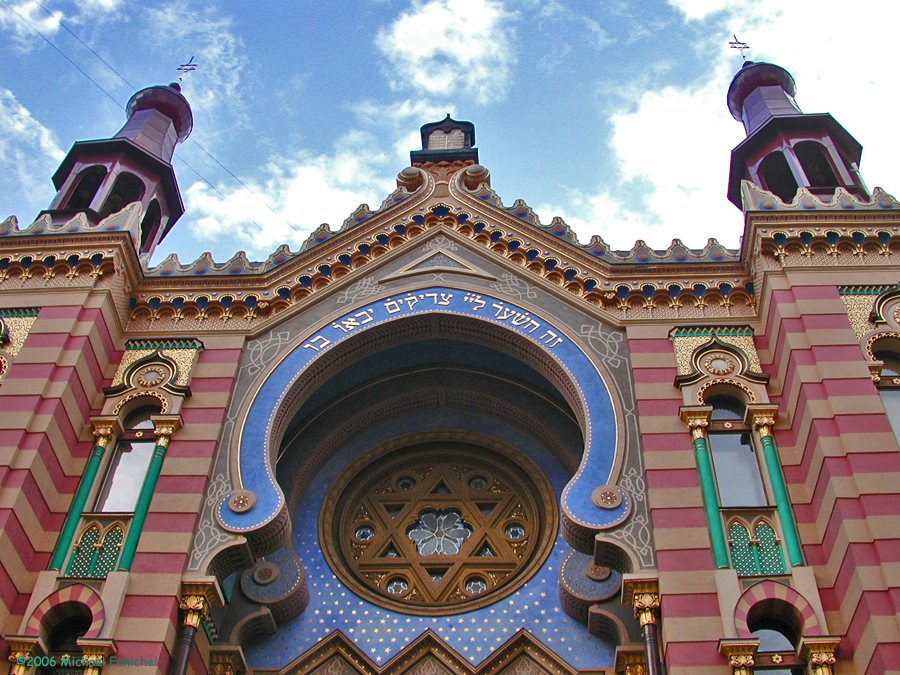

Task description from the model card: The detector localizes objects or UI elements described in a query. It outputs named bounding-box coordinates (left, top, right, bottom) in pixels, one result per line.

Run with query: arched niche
left=217, top=287, right=624, bottom=554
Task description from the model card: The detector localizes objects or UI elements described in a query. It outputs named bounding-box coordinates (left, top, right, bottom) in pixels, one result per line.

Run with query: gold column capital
left=5, top=636, right=44, bottom=675
left=89, top=416, right=122, bottom=448
left=680, top=406, right=712, bottom=439
left=719, top=639, right=759, bottom=675
left=210, top=647, right=248, bottom=675
left=614, top=646, right=648, bottom=675
left=798, top=637, right=840, bottom=675
left=151, top=415, right=182, bottom=447
left=179, top=579, right=223, bottom=628
left=179, top=594, right=210, bottom=627
left=622, top=576, right=660, bottom=625
left=76, top=639, right=116, bottom=675
left=745, top=404, right=779, bottom=436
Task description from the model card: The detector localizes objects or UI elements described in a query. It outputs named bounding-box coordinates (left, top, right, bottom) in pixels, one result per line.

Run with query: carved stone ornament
left=622, top=577, right=660, bottom=625
left=614, top=647, right=648, bottom=675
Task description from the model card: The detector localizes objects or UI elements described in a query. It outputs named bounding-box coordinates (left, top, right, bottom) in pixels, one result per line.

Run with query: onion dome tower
left=42, top=82, right=193, bottom=255
left=410, top=115, right=478, bottom=165
left=726, top=61, right=867, bottom=208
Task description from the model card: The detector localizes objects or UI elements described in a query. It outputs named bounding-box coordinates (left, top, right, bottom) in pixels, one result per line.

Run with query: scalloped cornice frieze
left=741, top=181, right=900, bottom=213
left=125, top=205, right=758, bottom=332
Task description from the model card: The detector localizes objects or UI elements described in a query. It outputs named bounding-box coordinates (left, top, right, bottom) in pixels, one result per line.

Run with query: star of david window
left=319, top=440, right=557, bottom=614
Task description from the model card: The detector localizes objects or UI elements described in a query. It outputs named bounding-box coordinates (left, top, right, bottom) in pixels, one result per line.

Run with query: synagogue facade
left=1, top=60, right=898, bottom=675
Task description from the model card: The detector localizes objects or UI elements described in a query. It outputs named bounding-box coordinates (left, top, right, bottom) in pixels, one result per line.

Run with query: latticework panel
left=754, top=521, right=786, bottom=575
left=728, top=522, right=757, bottom=576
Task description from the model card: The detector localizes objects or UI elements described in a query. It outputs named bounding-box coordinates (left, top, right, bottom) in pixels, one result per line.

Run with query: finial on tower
left=728, top=34, right=749, bottom=61
left=177, top=56, right=197, bottom=85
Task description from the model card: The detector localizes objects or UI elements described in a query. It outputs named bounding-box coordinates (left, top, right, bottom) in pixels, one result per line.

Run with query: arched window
left=749, top=610, right=803, bottom=674
left=795, top=141, right=839, bottom=188
left=140, top=198, right=161, bottom=251
left=707, top=396, right=767, bottom=508
left=95, top=407, right=157, bottom=512
left=99, top=172, right=144, bottom=218
left=65, top=166, right=107, bottom=210
left=759, top=151, right=799, bottom=203
left=40, top=612, right=92, bottom=675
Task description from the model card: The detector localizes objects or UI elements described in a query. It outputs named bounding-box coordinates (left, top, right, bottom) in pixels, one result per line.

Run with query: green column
left=49, top=425, right=115, bottom=571
left=692, top=432, right=730, bottom=568
left=758, top=432, right=804, bottom=566
left=117, top=441, right=168, bottom=571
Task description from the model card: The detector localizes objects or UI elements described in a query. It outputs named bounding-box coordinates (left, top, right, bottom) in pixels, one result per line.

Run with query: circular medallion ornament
left=591, top=485, right=622, bottom=509
left=228, top=490, right=256, bottom=513
left=135, top=364, right=170, bottom=388
left=319, top=439, right=558, bottom=615
left=703, top=355, right=735, bottom=376
left=252, top=561, right=280, bottom=585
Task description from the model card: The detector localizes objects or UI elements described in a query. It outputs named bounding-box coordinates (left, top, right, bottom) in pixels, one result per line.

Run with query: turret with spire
left=42, top=81, right=193, bottom=256
left=727, top=60, right=867, bottom=208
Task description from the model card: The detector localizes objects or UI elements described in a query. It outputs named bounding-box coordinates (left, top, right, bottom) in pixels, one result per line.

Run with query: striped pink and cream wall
left=0, top=278, right=243, bottom=672
left=627, top=324, right=725, bottom=674
left=756, top=269, right=900, bottom=675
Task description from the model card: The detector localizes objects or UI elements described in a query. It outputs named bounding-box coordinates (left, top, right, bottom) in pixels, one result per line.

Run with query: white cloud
left=375, top=0, right=517, bottom=104
left=539, top=0, right=900, bottom=251
left=142, top=4, right=247, bottom=124
left=0, top=1, right=63, bottom=46
left=0, top=88, right=64, bottom=218
left=0, top=0, right=122, bottom=48
left=184, top=130, right=396, bottom=257
left=352, top=98, right=454, bottom=162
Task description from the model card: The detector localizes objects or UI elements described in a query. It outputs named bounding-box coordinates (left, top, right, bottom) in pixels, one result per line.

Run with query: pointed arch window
left=99, top=171, right=144, bottom=218
left=759, top=151, right=799, bottom=203
left=65, top=166, right=107, bottom=210
left=875, top=350, right=900, bottom=442
left=795, top=141, right=839, bottom=189
left=140, top=198, right=161, bottom=252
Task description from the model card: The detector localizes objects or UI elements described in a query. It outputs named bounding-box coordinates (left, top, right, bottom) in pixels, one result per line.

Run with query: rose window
left=408, top=510, right=472, bottom=555
left=319, top=439, right=557, bottom=614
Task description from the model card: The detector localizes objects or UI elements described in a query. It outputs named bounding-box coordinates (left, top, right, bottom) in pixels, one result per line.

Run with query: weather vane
left=729, top=35, right=749, bottom=61
left=177, top=56, right=197, bottom=83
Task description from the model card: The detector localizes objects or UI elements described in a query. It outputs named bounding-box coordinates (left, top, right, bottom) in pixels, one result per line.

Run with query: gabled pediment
left=380, top=237, right=496, bottom=283
left=264, top=629, right=579, bottom=675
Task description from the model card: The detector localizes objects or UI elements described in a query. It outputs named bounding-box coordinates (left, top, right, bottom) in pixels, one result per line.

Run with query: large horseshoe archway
left=217, top=286, right=625, bottom=542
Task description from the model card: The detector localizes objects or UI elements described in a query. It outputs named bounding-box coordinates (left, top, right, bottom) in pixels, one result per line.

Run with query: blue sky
left=1, top=0, right=898, bottom=266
